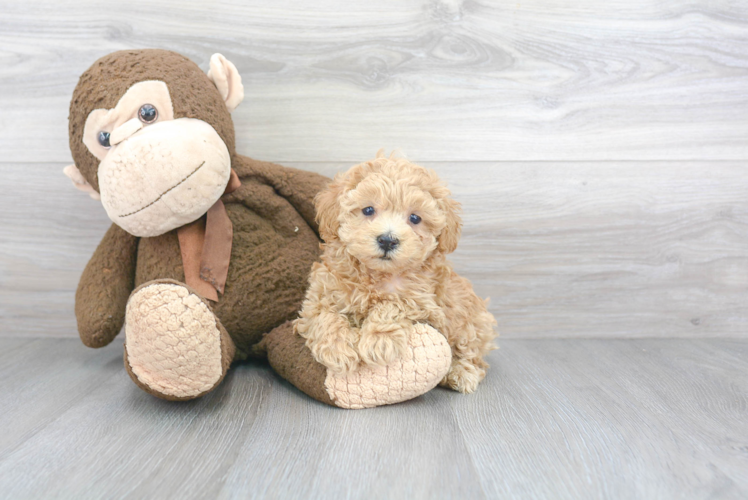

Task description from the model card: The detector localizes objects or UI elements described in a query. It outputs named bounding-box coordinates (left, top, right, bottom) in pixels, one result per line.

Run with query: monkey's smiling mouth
left=118, top=161, right=205, bottom=218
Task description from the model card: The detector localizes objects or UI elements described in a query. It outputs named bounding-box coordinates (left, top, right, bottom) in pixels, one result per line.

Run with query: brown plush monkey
left=65, top=50, right=450, bottom=408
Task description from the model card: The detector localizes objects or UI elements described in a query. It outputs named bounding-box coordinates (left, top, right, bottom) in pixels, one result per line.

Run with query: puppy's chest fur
left=377, top=275, right=406, bottom=295
left=342, top=270, right=444, bottom=328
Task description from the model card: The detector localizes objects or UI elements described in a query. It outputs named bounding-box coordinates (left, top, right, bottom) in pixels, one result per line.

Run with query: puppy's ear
left=315, top=179, right=345, bottom=243
left=437, top=197, right=462, bottom=254
left=315, top=164, right=370, bottom=243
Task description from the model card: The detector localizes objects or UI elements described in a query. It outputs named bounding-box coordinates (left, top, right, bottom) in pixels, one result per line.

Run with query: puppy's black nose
left=377, top=233, right=399, bottom=252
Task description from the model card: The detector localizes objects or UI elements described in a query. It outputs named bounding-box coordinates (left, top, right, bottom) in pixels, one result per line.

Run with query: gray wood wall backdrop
left=1, top=0, right=747, bottom=339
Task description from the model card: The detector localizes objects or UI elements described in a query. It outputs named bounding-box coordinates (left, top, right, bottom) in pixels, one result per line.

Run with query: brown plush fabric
left=70, top=49, right=335, bottom=405
left=76, top=224, right=138, bottom=348
left=261, top=321, right=336, bottom=407
left=69, top=49, right=237, bottom=192
left=131, top=155, right=328, bottom=360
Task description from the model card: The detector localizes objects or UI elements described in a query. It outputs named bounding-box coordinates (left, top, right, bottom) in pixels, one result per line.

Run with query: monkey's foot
left=124, top=279, right=235, bottom=400
left=264, top=322, right=452, bottom=409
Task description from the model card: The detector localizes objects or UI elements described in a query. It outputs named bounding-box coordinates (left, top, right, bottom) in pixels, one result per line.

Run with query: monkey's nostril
left=377, top=233, right=399, bottom=252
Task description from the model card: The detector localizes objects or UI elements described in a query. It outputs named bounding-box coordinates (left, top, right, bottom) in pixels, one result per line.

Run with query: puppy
left=295, top=153, right=497, bottom=393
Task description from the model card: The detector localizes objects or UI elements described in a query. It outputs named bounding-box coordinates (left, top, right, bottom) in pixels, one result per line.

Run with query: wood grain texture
left=1, top=0, right=747, bottom=163
left=0, top=338, right=745, bottom=499
left=451, top=338, right=748, bottom=499
left=3, top=160, right=746, bottom=339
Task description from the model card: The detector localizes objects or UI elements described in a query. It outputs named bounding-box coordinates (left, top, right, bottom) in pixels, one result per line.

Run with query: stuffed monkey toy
left=66, top=49, right=450, bottom=408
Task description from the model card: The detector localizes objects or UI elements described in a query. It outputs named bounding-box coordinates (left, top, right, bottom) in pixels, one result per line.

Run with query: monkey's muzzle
left=97, top=118, right=232, bottom=237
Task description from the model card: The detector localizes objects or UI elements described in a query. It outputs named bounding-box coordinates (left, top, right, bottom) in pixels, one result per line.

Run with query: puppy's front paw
left=310, top=338, right=360, bottom=374
left=358, top=323, right=409, bottom=367
left=440, top=359, right=486, bottom=394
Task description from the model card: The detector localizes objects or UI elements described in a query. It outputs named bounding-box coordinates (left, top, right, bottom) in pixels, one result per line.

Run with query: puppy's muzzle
left=377, top=233, right=399, bottom=255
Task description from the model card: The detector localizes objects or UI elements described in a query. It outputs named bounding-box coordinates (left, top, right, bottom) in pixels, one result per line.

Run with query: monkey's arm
left=75, top=224, right=139, bottom=348
left=235, top=156, right=331, bottom=234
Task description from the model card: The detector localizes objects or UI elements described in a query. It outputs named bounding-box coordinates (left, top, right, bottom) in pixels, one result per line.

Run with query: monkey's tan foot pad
left=264, top=322, right=451, bottom=409
left=124, top=280, right=234, bottom=401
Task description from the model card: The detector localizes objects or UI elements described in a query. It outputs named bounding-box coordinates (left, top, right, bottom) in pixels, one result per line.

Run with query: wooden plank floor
left=0, top=337, right=745, bottom=499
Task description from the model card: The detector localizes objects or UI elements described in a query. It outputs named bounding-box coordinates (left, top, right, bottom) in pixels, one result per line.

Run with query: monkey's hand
left=75, top=224, right=138, bottom=348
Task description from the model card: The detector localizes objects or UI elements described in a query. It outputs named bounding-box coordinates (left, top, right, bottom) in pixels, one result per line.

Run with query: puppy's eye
left=138, top=104, right=158, bottom=123
left=98, top=131, right=111, bottom=148
left=409, top=214, right=422, bottom=225
left=362, top=206, right=375, bottom=216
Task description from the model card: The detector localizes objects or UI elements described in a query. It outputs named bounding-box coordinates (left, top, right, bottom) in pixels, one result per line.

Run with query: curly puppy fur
left=295, top=154, right=497, bottom=394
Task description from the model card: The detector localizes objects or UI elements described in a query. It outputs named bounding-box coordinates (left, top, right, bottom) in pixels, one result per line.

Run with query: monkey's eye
left=409, top=214, right=422, bottom=225
left=362, top=206, right=375, bottom=216
left=138, top=104, right=158, bottom=123
left=98, top=131, right=111, bottom=148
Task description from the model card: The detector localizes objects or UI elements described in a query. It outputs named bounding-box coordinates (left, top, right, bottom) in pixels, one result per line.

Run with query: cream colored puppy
left=295, top=154, right=497, bottom=393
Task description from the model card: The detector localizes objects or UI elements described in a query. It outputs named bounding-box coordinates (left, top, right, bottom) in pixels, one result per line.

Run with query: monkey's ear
left=63, top=164, right=100, bottom=200
left=207, top=53, right=244, bottom=112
